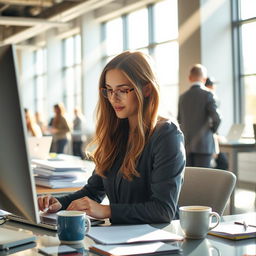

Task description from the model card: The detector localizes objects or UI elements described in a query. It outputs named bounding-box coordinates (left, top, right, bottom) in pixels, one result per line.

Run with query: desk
left=2, top=212, right=256, bottom=255
left=220, top=140, right=256, bottom=213
left=36, top=185, right=82, bottom=195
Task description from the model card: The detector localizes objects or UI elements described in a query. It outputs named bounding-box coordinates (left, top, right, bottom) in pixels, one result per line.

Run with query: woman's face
left=105, top=69, right=138, bottom=129
left=54, top=106, right=60, bottom=115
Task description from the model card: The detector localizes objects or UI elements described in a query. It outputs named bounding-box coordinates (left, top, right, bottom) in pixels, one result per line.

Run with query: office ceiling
left=0, top=0, right=119, bottom=46
left=0, top=0, right=155, bottom=46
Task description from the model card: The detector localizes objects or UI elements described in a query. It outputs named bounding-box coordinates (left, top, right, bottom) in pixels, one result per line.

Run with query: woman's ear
left=142, top=84, right=151, bottom=97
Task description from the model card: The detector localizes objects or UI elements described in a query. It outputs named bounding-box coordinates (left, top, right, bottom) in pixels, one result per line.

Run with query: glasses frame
left=101, top=87, right=135, bottom=100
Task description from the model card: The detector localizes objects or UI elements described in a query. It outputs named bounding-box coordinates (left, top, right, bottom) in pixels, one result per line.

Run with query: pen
left=242, top=221, right=248, bottom=231
left=234, top=221, right=256, bottom=229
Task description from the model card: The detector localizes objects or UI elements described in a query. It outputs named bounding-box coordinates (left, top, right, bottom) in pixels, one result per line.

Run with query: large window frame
left=62, top=33, right=82, bottom=114
left=33, top=47, right=47, bottom=114
left=101, top=0, right=179, bottom=117
left=232, top=0, right=256, bottom=136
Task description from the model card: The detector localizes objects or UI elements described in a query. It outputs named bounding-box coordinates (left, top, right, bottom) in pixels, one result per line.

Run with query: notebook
left=225, top=124, right=245, bottom=143
left=208, top=222, right=256, bottom=240
left=0, top=228, right=36, bottom=250
left=28, top=136, right=52, bottom=160
left=89, top=242, right=181, bottom=256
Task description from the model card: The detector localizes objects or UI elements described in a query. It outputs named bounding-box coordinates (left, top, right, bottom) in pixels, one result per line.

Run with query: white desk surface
left=1, top=212, right=256, bottom=256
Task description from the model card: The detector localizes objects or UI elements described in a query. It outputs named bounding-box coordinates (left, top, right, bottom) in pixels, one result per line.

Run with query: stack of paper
left=87, top=224, right=183, bottom=244
left=89, top=242, right=181, bottom=256
left=87, top=224, right=183, bottom=256
left=32, top=159, right=87, bottom=188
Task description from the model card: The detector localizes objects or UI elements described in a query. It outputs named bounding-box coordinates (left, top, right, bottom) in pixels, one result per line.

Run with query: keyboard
left=8, top=213, right=105, bottom=231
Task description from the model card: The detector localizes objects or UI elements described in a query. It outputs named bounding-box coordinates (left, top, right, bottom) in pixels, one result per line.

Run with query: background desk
left=220, top=140, right=256, bottom=213
left=36, top=185, right=82, bottom=195
left=2, top=212, right=256, bottom=255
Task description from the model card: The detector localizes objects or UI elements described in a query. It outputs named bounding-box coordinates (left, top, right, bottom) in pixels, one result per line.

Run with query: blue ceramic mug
left=57, top=210, right=91, bottom=244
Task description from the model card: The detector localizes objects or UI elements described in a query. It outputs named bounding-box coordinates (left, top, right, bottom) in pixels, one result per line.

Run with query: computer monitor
left=0, top=44, right=39, bottom=223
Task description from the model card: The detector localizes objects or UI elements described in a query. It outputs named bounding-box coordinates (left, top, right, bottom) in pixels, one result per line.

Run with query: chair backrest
left=178, top=167, right=236, bottom=215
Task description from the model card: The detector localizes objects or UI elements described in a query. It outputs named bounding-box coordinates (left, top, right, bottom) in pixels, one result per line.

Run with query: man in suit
left=178, top=64, right=221, bottom=167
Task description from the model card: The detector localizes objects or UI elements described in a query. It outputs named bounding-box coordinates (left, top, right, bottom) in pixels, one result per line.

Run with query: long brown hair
left=90, top=51, right=160, bottom=180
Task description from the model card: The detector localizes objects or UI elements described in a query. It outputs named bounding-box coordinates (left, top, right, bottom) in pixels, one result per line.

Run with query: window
left=127, top=8, right=148, bottom=49
left=154, top=0, right=178, bottom=43
left=105, top=17, right=123, bottom=56
left=235, top=0, right=256, bottom=136
left=34, top=48, right=47, bottom=114
left=102, top=0, right=179, bottom=117
left=62, top=34, right=82, bottom=114
left=240, top=0, right=256, bottom=20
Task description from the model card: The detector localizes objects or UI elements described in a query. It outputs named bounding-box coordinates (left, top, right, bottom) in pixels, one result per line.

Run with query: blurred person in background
left=72, top=107, right=86, bottom=158
left=178, top=64, right=221, bottom=168
left=24, top=108, right=42, bottom=137
left=205, top=77, right=228, bottom=170
left=35, top=111, right=47, bottom=135
left=50, top=103, right=71, bottom=154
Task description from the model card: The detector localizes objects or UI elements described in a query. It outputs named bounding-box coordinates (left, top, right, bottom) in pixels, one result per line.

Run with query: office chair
left=178, top=167, right=237, bottom=215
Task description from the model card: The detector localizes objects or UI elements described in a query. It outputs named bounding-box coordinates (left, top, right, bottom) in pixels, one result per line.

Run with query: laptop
left=28, top=136, right=52, bottom=160
left=8, top=212, right=105, bottom=231
left=225, top=124, right=245, bottom=143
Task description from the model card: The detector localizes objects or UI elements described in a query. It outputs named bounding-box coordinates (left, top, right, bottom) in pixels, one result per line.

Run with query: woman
left=50, top=103, right=71, bottom=154
left=35, top=111, right=47, bottom=135
left=24, top=108, right=42, bottom=137
left=72, top=107, right=86, bottom=157
left=38, top=51, right=185, bottom=224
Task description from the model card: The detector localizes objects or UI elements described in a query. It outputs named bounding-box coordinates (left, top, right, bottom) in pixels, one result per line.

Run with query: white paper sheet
left=87, top=224, right=183, bottom=244
left=90, top=242, right=181, bottom=255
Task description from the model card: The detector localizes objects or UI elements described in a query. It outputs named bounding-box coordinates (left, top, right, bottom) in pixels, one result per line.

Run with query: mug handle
left=210, top=245, right=221, bottom=256
left=85, top=217, right=91, bottom=234
left=209, top=211, right=220, bottom=230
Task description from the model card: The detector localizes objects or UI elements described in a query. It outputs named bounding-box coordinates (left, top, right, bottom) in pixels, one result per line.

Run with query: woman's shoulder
left=154, top=116, right=182, bottom=135
left=146, top=117, right=184, bottom=152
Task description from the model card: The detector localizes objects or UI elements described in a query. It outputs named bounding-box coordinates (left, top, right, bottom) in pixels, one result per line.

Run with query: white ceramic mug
left=179, top=206, right=220, bottom=239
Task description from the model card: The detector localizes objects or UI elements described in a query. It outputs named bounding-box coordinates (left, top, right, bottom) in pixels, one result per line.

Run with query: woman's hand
left=66, top=197, right=111, bottom=219
left=38, top=195, right=62, bottom=213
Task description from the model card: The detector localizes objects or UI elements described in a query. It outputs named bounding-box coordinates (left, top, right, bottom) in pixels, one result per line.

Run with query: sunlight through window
left=128, top=8, right=148, bottom=49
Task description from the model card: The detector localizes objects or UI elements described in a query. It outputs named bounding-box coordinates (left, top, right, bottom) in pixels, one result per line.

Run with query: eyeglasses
left=101, top=88, right=134, bottom=100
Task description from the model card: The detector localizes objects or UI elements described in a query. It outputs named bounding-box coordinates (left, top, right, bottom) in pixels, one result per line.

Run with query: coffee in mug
left=57, top=210, right=91, bottom=244
left=179, top=206, right=220, bottom=239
